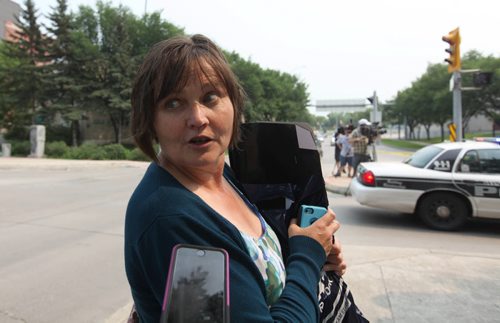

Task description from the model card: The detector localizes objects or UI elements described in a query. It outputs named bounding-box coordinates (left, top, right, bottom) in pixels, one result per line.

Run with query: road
left=0, top=161, right=144, bottom=323
left=320, top=140, right=500, bottom=322
left=1, top=140, right=499, bottom=323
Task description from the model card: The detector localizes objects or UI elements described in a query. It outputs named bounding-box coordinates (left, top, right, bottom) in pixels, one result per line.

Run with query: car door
left=453, top=148, right=500, bottom=219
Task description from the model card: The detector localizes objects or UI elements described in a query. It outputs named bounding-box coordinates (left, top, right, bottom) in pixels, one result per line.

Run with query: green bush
left=103, top=144, right=128, bottom=160
left=126, top=147, right=150, bottom=161
left=63, top=143, right=107, bottom=160
left=7, top=140, right=152, bottom=161
left=10, top=140, right=31, bottom=156
left=45, top=141, right=69, bottom=158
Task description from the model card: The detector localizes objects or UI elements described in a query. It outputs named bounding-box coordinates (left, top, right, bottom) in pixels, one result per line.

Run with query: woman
left=125, top=34, right=345, bottom=322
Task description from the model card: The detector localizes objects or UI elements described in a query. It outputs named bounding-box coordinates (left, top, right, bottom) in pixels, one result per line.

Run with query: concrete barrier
left=1, top=143, right=11, bottom=157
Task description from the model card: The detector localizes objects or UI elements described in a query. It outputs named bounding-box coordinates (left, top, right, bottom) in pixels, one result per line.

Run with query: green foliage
left=63, top=143, right=107, bottom=159
left=1, top=0, right=48, bottom=127
left=322, top=110, right=371, bottom=130
left=45, top=126, right=72, bottom=145
left=126, top=147, right=150, bottom=161
left=227, top=51, right=312, bottom=123
left=388, top=51, right=500, bottom=140
left=45, top=140, right=69, bottom=157
left=51, top=142, right=147, bottom=160
left=9, top=140, right=31, bottom=156
left=1, top=1, right=322, bottom=142
left=4, top=125, right=29, bottom=140
left=102, top=143, right=128, bottom=159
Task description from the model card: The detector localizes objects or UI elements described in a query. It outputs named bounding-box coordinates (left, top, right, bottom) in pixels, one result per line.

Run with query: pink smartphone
left=160, top=244, right=230, bottom=323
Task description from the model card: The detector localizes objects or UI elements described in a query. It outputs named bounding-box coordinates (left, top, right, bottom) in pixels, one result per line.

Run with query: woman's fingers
left=323, top=261, right=347, bottom=276
left=288, top=208, right=340, bottom=256
left=324, top=238, right=347, bottom=276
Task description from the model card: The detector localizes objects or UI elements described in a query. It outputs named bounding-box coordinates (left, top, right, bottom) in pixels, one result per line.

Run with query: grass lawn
left=381, top=132, right=495, bottom=150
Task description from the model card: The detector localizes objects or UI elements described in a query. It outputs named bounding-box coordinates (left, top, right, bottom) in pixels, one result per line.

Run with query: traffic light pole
left=452, top=71, right=463, bottom=142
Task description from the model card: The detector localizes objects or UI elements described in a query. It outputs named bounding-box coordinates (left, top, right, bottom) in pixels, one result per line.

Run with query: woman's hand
left=288, top=208, right=340, bottom=256
left=323, top=238, right=347, bottom=276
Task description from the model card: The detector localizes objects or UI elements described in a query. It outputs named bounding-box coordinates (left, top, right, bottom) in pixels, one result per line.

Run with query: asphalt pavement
left=1, top=157, right=499, bottom=323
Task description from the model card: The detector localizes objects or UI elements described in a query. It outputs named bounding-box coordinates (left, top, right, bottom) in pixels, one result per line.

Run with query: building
left=0, top=0, right=21, bottom=40
left=314, top=99, right=372, bottom=117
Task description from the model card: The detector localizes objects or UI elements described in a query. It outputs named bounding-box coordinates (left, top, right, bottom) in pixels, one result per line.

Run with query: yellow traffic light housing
left=442, top=27, right=461, bottom=73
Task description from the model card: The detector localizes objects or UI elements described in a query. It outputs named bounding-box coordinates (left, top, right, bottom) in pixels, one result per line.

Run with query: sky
left=14, top=0, right=500, bottom=111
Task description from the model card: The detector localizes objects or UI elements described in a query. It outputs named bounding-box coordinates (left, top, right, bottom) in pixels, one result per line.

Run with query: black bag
left=229, top=122, right=368, bottom=323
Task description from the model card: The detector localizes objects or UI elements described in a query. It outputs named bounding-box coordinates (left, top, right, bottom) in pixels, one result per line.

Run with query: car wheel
left=417, top=192, right=469, bottom=231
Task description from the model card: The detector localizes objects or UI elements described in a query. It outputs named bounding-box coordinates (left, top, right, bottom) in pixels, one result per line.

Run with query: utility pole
left=451, top=71, right=463, bottom=142
left=367, top=91, right=381, bottom=123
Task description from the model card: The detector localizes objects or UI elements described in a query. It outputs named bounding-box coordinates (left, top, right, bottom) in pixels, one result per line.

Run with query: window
left=459, top=149, right=500, bottom=174
left=478, top=149, right=500, bottom=174
left=405, top=146, right=443, bottom=168
left=459, top=150, right=480, bottom=173
left=428, top=149, right=461, bottom=172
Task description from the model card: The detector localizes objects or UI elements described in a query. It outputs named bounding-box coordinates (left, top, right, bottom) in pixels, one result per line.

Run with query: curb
left=325, top=183, right=351, bottom=196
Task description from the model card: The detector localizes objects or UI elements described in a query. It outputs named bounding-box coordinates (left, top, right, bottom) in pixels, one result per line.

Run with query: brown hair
left=130, top=34, right=245, bottom=162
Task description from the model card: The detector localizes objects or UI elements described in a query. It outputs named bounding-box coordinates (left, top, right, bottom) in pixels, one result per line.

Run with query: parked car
left=314, top=131, right=325, bottom=144
left=350, top=141, right=500, bottom=230
left=313, top=134, right=323, bottom=157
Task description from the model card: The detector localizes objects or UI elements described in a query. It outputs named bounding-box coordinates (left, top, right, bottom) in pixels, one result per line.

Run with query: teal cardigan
left=124, top=163, right=326, bottom=322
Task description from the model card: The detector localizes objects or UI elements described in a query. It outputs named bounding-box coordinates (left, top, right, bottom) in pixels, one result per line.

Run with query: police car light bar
left=474, top=137, right=500, bottom=144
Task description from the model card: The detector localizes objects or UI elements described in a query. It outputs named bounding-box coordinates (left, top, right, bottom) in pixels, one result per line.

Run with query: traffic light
left=442, top=27, right=461, bottom=73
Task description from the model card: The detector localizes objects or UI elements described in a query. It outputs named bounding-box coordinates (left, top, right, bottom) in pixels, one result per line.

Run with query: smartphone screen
left=161, top=245, right=229, bottom=323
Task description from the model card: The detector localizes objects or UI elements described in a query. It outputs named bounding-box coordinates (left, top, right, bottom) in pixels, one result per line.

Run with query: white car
left=350, top=141, right=500, bottom=230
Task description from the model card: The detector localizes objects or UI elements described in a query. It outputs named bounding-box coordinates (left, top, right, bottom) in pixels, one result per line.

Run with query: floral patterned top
left=240, top=215, right=286, bottom=306
left=229, top=181, right=287, bottom=306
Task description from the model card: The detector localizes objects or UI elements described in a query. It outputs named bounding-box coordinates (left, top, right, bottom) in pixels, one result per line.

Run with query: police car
left=350, top=141, right=500, bottom=230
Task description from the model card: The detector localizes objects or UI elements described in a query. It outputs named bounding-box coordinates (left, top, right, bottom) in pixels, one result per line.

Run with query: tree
left=227, top=51, right=312, bottom=124
left=0, top=42, right=21, bottom=134
left=44, top=0, right=98, bottom=146
left=128, top=11, right=184, bottom=57
left=461, top=51, right=500, bottom=135
left=72, top=2, right=185, bottom=144
left=1, top=0, right=48, bottom=128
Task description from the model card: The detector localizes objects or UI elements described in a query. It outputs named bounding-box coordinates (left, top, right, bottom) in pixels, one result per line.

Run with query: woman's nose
left=187, top=102, right=209, bottom=128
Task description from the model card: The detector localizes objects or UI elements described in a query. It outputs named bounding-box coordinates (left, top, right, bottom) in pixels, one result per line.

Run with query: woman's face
left=154, top=64, right=234, bottom=171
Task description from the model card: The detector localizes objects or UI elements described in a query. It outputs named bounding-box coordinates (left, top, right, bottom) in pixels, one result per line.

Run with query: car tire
left=417, top=192, right=469, bottom=231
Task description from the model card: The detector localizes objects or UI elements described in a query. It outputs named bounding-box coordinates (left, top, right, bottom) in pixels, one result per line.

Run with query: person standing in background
left=349, top=119, right=371, bottom=177
left=335, top=125, right=354, bottom=177
left=332, top=127, right=344, bottom=176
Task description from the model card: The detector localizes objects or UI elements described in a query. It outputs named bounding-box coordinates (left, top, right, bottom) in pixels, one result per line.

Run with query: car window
left=428, top=149, right=461, bottom=172
left=478, top=149, right=500, bottom=173
left=404, top=145, right=443, bottom=168
left=458, top=149, right=500, bottom=174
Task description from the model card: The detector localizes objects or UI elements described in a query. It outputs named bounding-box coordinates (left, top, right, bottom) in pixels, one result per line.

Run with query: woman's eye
left=164, top=99, right=181, bottom=109
left=203, top=92, right=220, bottom=105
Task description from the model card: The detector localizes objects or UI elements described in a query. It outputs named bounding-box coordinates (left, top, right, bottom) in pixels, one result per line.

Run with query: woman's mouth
left=189, top=136, right=211, bottom=145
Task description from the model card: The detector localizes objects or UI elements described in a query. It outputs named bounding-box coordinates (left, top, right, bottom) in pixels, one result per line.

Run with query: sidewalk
left=324, top=174, right=353, bottom=196
left=0, top=156, right=353, bottom=195
left=3, top=157, right=500, bottom=322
